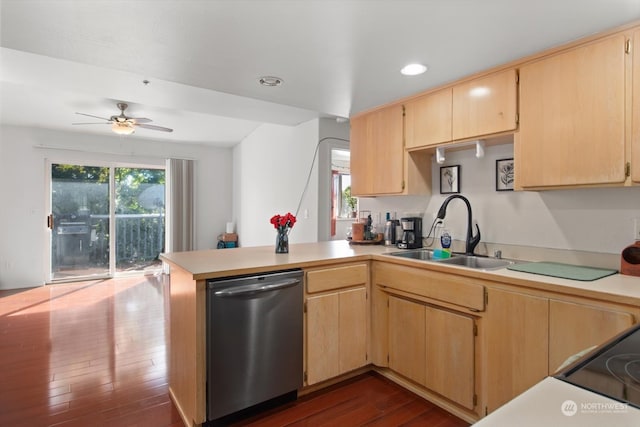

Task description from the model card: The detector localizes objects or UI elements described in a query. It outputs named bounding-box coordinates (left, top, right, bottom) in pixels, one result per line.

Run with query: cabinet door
left=370, top=105, right=404, bottom=195
left=349, top=105, right=404, bottom=196
left=349, top=114, right=371, bottom=196
left=306, top=287, right=368, bottom=385
left=484, top=289, right=549, bottom=413
left=405, top=88, right=453, bottom=149
left=549, top=300, right=635, bottom=373
left=388, top=296, right=426, bottom=386
left=633, top=29, right=640, bottom=183
left=306, top=293, right=340, bottom=385
left=339, top=288, right=368, bottom=373
left=425, top=306, right=475, bottom=410
left=452, top=68, right=517, bottom=140
left=518, top=35, right=626, bottom=188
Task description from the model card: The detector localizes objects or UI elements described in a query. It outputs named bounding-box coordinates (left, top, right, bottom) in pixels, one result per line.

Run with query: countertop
left=160, top=240, right=393, bottom=280
left=160, top=240, right=640, bottom=304
left=472, top=377, right=640, bottom=426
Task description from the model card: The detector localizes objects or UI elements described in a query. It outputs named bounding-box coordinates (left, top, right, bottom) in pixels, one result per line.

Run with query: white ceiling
left=1, top=0, right=640, bottom=147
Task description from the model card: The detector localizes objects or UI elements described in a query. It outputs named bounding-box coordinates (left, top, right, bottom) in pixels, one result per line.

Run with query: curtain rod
left=33, top=144, right=196, bottom=160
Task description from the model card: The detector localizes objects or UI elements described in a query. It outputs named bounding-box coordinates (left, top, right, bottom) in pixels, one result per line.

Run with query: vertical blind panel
left=167, top=158, right=195, bottom=252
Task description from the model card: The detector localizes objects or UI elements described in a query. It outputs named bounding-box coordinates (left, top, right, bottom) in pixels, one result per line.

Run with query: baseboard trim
left=169, top=386, right=194, bottom=427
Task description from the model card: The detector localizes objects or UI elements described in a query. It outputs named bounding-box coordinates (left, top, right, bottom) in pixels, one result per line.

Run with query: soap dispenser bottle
left=440, top=228, right=452, bottom=255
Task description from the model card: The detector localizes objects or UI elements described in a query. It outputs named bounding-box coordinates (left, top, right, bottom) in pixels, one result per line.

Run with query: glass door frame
left=45, top=159, right=166, bottom=283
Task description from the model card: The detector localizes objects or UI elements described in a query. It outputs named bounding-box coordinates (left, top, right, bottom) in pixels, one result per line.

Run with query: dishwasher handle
left=213, top=278, right=301, bottom=297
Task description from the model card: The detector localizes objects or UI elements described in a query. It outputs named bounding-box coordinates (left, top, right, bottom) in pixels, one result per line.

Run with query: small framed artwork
left=496, top=158, right=514, bottom=191
left=440, top=165, right=460, bottom=194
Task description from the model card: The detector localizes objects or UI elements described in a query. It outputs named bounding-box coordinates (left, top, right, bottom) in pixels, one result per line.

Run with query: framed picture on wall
left=440, top=165, right=460, bottom=194
left=496, top=158, right=514, bottom=191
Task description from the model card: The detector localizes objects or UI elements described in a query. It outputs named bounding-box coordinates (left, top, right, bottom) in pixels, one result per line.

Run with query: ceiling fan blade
left=75, top=112, right=112, bottom=121
left=136, top=123, right=173, bottom=133
left=72, top=122, right=111, bottom=125
left=128, top=117, right=152, bottom=124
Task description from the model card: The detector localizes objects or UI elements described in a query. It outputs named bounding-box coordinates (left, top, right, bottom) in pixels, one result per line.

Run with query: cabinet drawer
left=373, top=262, right=485, bottom=311
left=306, top=263, right=368, bottom=293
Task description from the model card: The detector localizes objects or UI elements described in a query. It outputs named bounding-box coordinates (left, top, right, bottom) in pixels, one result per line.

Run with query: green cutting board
left=507, top=262, right=617, bottom=281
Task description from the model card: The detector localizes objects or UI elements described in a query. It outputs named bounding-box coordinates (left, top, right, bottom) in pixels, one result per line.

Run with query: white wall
left=359, top=143, right=640, bottom=255
left=0, top=125, right=233, bottom=289
left=233, top=119, right=320, bottom=247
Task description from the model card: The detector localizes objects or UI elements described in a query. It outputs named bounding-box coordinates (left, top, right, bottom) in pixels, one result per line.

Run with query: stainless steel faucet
left=436, top=195, right=481, bottom=255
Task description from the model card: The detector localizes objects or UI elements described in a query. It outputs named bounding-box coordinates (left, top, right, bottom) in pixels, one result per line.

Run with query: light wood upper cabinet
left=632, top=28, right=640, bottom=183
left=305, top=264, right=368, bottom=386
left=349, top=104, right=405, bottom=196
left=405, top=88, right=453, bottom=149
left=548, top=300, right=635, bottom=374
left=452, top=68, right=518, bottom=141
left=349, top=114, right=371, bottom=196
left=484, top=288, right=549, bottom=414
left=517, top=34, right=627, bottom=188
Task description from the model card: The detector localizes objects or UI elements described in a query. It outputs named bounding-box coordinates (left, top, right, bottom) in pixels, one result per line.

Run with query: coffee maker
left=396, top=217, right=423, bottom=249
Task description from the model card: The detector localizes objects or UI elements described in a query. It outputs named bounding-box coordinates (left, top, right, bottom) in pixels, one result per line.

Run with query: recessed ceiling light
left=258, top=76, right=284, bottom=87
left=401, top=63, right=428, bottom=76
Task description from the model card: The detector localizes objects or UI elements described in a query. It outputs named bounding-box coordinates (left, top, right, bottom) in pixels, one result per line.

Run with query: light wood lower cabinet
left=306, top=261, right=639, bottom=423
left=484, top=288, right=549, bottom=414
left=338, top=288, right=368, bottom=374
left=305, top=264, right=368, bottom=385
left=483, top=288, right=637, bottom=415
left=388, top=296, right=427, bottom=385
left=425, top=305, right=475, bottom=410
left=388, top=294, right=476, bottom=410
left=548, top=299, right=635, bottom=373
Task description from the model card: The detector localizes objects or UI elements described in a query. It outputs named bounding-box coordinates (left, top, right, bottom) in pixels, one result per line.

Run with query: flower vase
left=275, top=229, right=289, bottom=254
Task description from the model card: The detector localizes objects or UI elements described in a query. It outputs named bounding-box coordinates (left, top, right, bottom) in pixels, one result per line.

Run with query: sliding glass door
left=50, top=164, right=110, bottom=280
left=49, top=163, right=165, bottom=282
left=114, top=167, right=165, bottom=274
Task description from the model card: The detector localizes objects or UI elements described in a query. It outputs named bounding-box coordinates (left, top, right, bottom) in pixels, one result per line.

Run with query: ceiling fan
left=73, top=102, right=173, bottom=135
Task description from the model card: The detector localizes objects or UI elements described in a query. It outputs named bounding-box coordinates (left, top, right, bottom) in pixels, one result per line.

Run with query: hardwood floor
left=231, top=373, right=470, bottom=427
left=0, top=276, right=182, bottom=427
left=0, top=276, right=470, bottom=427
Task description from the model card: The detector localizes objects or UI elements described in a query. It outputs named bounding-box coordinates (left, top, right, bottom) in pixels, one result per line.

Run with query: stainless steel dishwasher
left=206, top=269, right=303, bottom=422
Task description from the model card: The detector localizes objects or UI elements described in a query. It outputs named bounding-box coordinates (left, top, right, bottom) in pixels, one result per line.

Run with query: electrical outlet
left=634, top=218, right=640, bottom=241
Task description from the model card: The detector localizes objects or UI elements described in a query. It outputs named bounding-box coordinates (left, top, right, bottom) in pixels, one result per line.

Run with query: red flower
left=270, top=212, right=296, bottom=230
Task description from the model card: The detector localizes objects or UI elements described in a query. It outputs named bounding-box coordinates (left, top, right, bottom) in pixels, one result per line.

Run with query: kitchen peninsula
left=161, top=241, right=640, bottom=427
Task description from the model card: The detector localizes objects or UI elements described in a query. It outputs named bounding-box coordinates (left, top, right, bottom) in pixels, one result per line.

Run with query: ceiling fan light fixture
left=112, top=121, right=135, bottom=135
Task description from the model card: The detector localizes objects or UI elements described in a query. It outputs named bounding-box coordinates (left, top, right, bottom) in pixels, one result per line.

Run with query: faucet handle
left=468, top=223, right=481, bottom=255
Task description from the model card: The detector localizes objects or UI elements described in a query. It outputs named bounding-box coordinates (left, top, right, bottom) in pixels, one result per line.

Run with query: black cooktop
left=556, top=324, right=640, bottom=409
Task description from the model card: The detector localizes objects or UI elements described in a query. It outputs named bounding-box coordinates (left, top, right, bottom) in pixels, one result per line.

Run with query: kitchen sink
left=436, top=255, right=515, bottom=270
left=387, top=249, right=444, bottom=261
left=387, top=250, right=516, bottom=271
